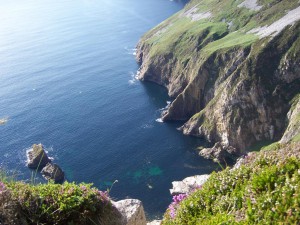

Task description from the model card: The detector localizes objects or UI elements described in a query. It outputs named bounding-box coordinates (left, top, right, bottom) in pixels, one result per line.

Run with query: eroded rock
left=147, top=220, right=161, bottom=225
left=26, top=144, right=51, bottom=169
left=170, top=174, right=210, bottom=195
left=199, top=142, right=237, bottom=163
left=113, top=199, right=146, bottom=225
left=41, top=163, right=65, bottom=183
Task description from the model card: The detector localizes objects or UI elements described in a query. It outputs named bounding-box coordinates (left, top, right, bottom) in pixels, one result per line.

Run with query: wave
left=158, top=100, right=172, bottom=112
left=0, top=116, right=9, bottom=125
left=124, top=46, right=137, bottom=56
left=128, top=70, right=140, bottom=85
left=155, top=118, right=163, bottom=123
left=141, top=124, right=154, bottom=129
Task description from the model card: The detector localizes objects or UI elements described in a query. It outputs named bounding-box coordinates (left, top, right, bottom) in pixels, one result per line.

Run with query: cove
left=0, top=0, right=218, bottom=219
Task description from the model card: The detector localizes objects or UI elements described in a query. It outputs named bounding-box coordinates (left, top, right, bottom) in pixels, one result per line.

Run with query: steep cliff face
left=136, top=0, right=300, bottom=156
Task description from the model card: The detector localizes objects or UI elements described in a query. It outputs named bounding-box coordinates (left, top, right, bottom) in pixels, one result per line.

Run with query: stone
left=26, top=144, right=51, bottom=169
left=147, top=220, right=161, bottom=225
left=280, top=98, right=300, bottom=144
left=170, top=174, right=210, bottom=195
left=199, top=142, right=235, bottom=163
left=113, top=199, right=146, bottom=225
left=0, top=117, right=8, bottom=125
left=41, top=163, right=65, bottom=183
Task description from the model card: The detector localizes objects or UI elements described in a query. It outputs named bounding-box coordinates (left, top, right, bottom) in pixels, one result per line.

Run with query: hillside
left=162, top=141, right=300, bottom=224
left=136, top=0, right=300, bottom=160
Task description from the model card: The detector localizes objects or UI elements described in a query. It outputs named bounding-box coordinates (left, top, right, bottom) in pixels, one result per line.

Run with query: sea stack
left=26, top=144, right=51, bottom=170
left=41, top=163, right=65, bottom=183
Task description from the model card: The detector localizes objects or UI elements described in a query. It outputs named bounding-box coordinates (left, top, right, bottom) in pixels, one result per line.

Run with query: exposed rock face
left=26, top=144, right=51, bottom=169
left=113, top=199, right=147, bottom=225
left=280, top=97, right=300, bottom=143
left=170, top=174, right=210, bottom=195
left=199, top=142, right=237, bottom=163
left=147, top=220, right=161, bottom=225
left=136, top=0, right=300, bottom=155
left=41, top=163, right=65, bottom=183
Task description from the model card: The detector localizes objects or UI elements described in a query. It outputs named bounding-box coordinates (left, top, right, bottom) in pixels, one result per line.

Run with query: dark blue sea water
left=0, top=0, right=218, bottom=219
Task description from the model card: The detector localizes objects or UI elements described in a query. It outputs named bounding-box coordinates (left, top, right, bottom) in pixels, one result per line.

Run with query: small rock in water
left=41, top=163, right=65, bottom=183
left=0, top=117, right=8, bottom=125
left=27, top=144, right=51, bottom=170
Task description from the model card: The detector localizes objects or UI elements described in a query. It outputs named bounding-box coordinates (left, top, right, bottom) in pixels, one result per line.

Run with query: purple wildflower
left=168, top=193, right=188, bottom=219
left=172, top=193, right=187, bottom=204
left=80, top=185, right=87, bottom=192
left=97, top=190, right=110, bottom=203
left=0, top=182, right=6, bottom=194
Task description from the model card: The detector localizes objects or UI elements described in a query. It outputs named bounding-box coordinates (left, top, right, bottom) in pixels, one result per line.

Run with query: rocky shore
left=26, top=144, right=65, bottom=183
left=136, top=0, right=300, bottom=160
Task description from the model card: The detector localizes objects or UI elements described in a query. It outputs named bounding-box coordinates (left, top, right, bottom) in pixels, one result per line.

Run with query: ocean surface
left=0, top=0, right=218, bottom=219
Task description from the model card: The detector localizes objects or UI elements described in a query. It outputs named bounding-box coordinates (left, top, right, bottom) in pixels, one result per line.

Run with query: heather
left=162, top=142, right=300, bottom=224
left=0, top=179, right=117, bottom=225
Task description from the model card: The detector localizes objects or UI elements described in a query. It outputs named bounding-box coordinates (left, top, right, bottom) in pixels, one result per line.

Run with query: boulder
left=147, top=220, right=161, bottom=225
left=41, top=163, right=65, bottom=183
left=0, top=117, right=8, bottom=125
left=170, top=174, right=210, bottom=195
left=199, top=142, right=236, bottom=163
left=113, top=199, right=146, bottom=225
left=26, top=144, right=51, bottom=169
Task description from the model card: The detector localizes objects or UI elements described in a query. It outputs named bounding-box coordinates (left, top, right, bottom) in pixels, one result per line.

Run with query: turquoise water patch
left=148, top=166, right=163, bottom=176
left=64, top=168, right=74, bottom=181
left=103, top=181, right=113, bottom=186
left=133, top=170, right=143, bottom=180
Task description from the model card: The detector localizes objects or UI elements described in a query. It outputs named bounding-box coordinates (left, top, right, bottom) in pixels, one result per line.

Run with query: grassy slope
left=0, top=179, right=117, bottom=225
left=162, top=141, right=300, bottom=224
left=140, top=0, right=299, bottom=66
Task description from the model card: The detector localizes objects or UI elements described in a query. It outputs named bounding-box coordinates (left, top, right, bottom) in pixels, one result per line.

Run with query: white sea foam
left=128, top=71, right=140, bottom=85
left=141, top=124, right=154, bottom=129
left=0, top=117, right=9, bottom=125
left=124, top=47, right=137, bottom=55
left=158, top=101, right=172, bottom=111
left=156, top=118, right=164, bottom=123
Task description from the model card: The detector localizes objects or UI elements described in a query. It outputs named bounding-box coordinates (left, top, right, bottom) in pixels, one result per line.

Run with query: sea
left=0, top=0, right=218, bottom=219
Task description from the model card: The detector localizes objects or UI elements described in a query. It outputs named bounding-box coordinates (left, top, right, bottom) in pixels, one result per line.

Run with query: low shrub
left=0, top=180, right=115, bottom=225
left=163, top=142, right=300, bottom=224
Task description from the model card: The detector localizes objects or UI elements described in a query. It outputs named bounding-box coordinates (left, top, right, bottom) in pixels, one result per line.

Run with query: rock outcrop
left=280, top=96, right=300, bottom=144
left=0, top=117, right=8, bottom=125
left=147, top=220, right=161, bottom=225
left=199, top=142, right=238, bottom=163
left=136, top=0, right=300, bottom=156
left=41, top=163, right=65, bottom=183
left=26, top=144, right=51, bottom=169
left=170, top=174, right=210, bottom=195
left=113, top=199, right=147, bottom=225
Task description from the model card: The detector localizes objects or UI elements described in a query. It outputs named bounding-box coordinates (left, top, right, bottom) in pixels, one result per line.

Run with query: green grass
left=202, top=32, right=257, bottom=55
left=0, top=179, right=115, bottom=225
left=293, top=134, right=300, bottom=142
left=162, top=142, right=300, bottom=224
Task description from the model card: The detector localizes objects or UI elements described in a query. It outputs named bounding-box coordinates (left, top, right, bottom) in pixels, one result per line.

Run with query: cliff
left=136, top=0, right=300, bottom=158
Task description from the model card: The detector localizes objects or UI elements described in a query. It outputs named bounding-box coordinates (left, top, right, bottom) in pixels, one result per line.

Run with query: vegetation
left=162, top=142, right=300, bottom=224
left=0, top=178, right=116, bottom=225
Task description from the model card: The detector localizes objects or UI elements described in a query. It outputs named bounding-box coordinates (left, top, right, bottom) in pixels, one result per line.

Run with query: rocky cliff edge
left=136, top=0, right=300, bottom=157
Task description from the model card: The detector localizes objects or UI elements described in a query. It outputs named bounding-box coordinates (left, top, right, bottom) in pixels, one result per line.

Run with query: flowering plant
left=168, top=194, right=187, bottom=219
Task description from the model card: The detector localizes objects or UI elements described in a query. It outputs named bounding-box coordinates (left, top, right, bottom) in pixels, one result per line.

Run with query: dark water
left=0, top=0, right=218, bottom=219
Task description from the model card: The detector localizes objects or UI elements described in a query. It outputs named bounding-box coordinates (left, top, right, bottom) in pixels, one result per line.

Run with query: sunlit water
left=0, top=0, right=218, bottom=219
